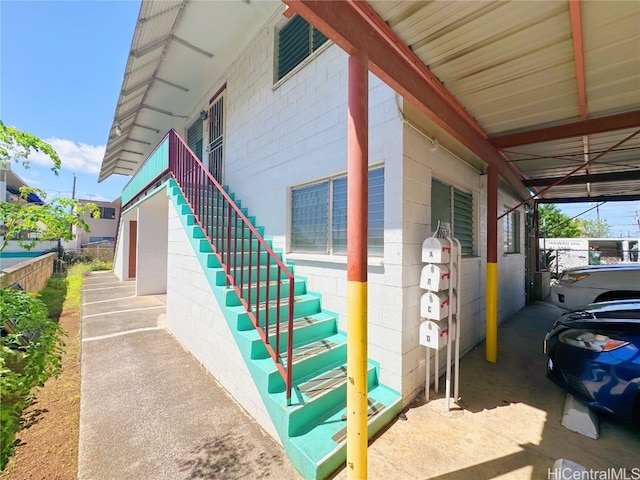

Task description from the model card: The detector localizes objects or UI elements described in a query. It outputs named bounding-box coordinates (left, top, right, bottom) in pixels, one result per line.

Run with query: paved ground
left=334, top=301, right=640, bottom=480
left=78, top=271, right=301, bottom=480
left=79, top=272, right=639, bottom=479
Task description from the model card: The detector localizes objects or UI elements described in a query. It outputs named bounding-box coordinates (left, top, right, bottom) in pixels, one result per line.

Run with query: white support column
left=136, top=201, right=169, bottom=295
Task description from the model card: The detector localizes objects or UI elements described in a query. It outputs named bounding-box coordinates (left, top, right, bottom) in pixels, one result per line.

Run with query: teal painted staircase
left=163, top=134, right=401, bottom=479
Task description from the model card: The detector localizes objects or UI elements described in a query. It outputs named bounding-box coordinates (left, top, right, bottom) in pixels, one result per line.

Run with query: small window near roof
left=187, top=119, right=203, bottom=161
left=431, top=178, right=474, bottom=256
left=276, top=15, right=328, bottom=81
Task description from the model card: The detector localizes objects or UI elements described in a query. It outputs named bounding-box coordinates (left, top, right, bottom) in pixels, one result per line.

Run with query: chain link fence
left=544, top=247, right=639, bottom=279
left=53, top=243, right=115, bottom=274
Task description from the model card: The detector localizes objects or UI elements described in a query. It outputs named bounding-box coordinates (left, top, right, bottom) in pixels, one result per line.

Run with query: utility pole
left=72, top=174, right=77, bottom=200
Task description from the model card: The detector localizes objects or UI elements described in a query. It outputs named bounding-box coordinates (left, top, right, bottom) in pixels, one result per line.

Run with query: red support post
left=346, top=49, right=369, bottom=480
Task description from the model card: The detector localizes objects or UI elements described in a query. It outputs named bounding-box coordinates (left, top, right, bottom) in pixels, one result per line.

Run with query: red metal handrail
left=166, top=130, right=295, bottom=401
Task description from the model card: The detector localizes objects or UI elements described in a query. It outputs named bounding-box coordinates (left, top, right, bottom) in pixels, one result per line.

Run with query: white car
left=551, top=264, right=640, bottom=310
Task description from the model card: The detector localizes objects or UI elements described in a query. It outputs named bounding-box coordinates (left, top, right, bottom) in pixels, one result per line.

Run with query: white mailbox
left=419, top=319, right=453, bottom=350
left=420, top=291, right=456, bottom=320
left=420, top=264, right=450, bottom=292
left=422, top=237, right=455, bottom=264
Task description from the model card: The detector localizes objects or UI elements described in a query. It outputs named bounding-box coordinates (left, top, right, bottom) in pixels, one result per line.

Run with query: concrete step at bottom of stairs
left=286, top=362, right=381, bottom=437
left=287, top=382, right=402, bottom=480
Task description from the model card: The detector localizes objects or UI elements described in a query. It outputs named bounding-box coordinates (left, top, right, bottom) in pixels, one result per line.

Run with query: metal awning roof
left=99, top=0, right=280, bottom=182
left=102, top=0, right=640, bottom=203
left=367, top=0, right=640, bottom=202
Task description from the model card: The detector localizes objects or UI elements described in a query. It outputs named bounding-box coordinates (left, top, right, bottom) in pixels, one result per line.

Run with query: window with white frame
left=291, top=168, right=384, bottom=256
left=431, top=178, right=474, bottom=256
left=276, top=14, right=328, bottom=81
left=503, top=207, right=520, bottom=253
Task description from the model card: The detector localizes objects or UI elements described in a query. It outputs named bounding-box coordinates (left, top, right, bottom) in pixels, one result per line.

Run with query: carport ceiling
left=293, top=0, right=640, bottom=202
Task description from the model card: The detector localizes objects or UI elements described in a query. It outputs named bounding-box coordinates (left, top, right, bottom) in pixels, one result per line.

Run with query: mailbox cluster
left=419, top=225, right=462, bottom=411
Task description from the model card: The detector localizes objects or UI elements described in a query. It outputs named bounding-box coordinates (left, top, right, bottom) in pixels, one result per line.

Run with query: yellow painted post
left=346, top=49, right=369, bottom=479
left=486, top=165, right=498, bottom=363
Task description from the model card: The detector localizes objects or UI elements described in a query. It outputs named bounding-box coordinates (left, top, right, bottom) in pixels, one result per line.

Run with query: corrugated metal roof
left=369, top=0, right=640, bottom=201
left=99, top=0, right=280, bottom=182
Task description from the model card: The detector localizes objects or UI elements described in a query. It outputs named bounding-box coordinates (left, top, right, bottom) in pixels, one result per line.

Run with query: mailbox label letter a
left=429, top=251, right=434, bottom=258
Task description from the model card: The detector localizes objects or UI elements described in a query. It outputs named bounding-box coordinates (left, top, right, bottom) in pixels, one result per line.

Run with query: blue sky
left=1, top=0, right=140, bottom=202
left=552, top=200, right=640, bottom=239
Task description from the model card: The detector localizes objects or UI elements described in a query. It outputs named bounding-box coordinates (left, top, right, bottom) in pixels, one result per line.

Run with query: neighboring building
left=64, top=198, right=121, bottom=251
left=0, top=164, right=57, bottom=269
left=1, top=164, right=45, bottom=206
left=96, top=2, right=640, bottom=478
left=541, top=237, right=640, bottom=275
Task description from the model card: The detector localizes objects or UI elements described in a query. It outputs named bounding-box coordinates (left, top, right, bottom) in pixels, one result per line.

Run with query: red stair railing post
left=287, top=277, right=294, bottom=402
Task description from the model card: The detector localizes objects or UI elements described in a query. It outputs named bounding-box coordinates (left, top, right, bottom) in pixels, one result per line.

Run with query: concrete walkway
left=78, top=271, right=301, bottom=480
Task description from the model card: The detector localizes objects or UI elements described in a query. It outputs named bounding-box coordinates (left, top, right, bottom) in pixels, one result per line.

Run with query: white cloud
left=29, top=138, right=105, bottom=174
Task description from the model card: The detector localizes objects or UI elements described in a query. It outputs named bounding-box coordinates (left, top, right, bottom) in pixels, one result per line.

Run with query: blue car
left=544, top=300, right=640, bottom=425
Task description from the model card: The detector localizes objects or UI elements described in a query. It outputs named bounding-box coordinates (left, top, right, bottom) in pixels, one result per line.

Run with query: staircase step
left=286, top=383, right=402, bottom=480
left=267, top=311, right=337, bottom=347
left=251, top=293, right=322, bottom=324
left=223, top=277, right=306, bottom=307
left=204, top=235, right=269, bottom=251
left=169, top=177, right=402, bottom=480
left=238, top=277, right=306, bottom=304
left=245, top=312, right=338, bottom=361
left=228, top=263, right=293, bottom=284
left=286, top=363, right=379, bottom=437
left=215, top=249, right=283, bottom=268
left=266, top=333, right=348, bottom=391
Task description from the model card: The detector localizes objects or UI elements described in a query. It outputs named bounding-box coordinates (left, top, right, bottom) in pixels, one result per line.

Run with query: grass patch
left=38, top=275, right=68, bottom=322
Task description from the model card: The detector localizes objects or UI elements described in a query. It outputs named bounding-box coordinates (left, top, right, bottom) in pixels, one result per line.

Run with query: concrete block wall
left=0, top=252, right=56, bottom=292
left=136, top=197, right=168, bottom=296
left=113, top=210, right=133, bottom=282
left=400, top=124, right=526, bottom=400
left=177, top=10, right=407, bottom=394
left=165, top=6, right=526, bottom=403
left=165, top=198, right=278, bottom=441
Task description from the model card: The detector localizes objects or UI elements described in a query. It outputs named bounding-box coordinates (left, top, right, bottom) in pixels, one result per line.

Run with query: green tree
left=538, top=204, right=581, bottom=238
left=0, top=121, right=99, bottom=252
left=576, top=218, right=612, bottom=238
left=0, top=121, right=61, bottom=173
left=1, top=122, right=95, bottom=470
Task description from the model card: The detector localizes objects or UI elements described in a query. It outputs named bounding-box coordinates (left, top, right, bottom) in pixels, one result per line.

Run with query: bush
left=0, top=289, right=65, bottom=470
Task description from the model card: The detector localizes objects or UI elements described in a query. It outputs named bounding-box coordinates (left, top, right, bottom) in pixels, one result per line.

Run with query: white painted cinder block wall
left=401, top=126, right=525, bottom=399
left=181, top=13, right=406, bottom=393
left=136, top=199, right=168, bottom=296
left=165, top=197, right=278, bottom=440
left=172, top=8, right=525, bottom=402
